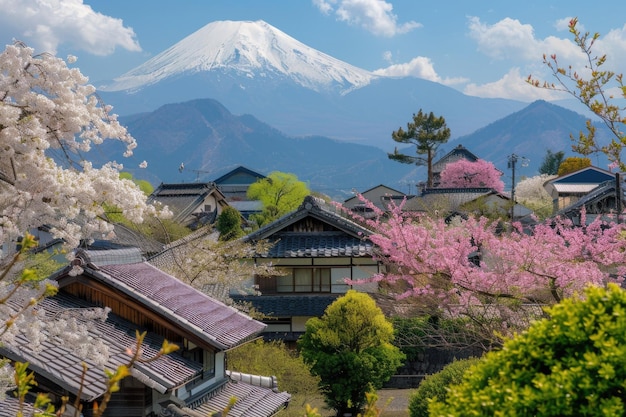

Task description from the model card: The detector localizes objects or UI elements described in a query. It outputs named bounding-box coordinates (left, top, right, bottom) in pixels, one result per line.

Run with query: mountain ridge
left=105, top=98, right=606, bottom=201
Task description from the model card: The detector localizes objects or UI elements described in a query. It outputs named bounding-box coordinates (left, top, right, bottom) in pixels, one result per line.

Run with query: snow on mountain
left=103, top=20, right=377, bottom=94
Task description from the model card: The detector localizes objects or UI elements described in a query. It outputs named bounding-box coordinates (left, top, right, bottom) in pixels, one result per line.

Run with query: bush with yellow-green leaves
left=430, top=283, right=626, bottom=416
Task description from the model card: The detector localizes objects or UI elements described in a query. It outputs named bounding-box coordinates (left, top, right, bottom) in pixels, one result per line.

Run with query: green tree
left=528, top=18, right=626, bottom=171
left=388, top=110, right=451, bottom=188
left=227, top=340, right=320, bottom=414
left=298, top=290, right=405, bottom=416
left=119, top=172, right=154, bottom=195
left=247, top=171, right=309, bottom=227
left=430, top=283, right=626, bottom=416
left=538, top=150, right=565, bottom=175
left=215, top=206, right=243, bottom=241
left=557, top=156, right=591, bottom=176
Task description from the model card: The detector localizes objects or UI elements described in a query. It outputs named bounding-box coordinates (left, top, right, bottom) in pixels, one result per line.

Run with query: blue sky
left=1, top=0, right=626, bottom=102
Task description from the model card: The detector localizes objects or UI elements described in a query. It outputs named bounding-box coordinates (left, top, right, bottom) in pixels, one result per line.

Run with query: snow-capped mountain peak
left=103, top=20, right=376, bottom=94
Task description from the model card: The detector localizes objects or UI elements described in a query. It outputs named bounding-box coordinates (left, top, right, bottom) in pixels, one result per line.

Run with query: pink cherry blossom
left=439, top=158, right=505, bottom=192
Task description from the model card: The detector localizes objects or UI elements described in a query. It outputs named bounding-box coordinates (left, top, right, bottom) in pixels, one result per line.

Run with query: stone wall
left=384, top=346, right=483, bottom=389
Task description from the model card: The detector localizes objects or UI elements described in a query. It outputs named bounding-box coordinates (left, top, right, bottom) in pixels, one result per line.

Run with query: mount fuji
left=98, top=20, right=528, bottom=149
left=103, top=20, right=375, bottom=95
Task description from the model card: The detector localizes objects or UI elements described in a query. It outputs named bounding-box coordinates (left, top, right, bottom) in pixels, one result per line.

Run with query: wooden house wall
left=287, top=217, right=340, bottom=232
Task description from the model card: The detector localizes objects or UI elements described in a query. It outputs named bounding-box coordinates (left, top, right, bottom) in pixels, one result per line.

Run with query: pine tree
left=388, top=110, right=451, bottom=188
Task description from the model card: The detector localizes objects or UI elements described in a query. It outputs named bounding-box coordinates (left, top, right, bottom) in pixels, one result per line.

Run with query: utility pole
left=508, top=154, right=528, bottom=221
left=616, top=172, right=622, bottom=223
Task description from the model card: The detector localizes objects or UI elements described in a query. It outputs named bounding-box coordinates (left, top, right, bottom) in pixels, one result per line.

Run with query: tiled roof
left=0, top=292, right=203, bottom=402
left=148, top=183, right=224, bottom=224
left=212, top=166, right=266, bottom=185
left=245, top=196, right=372, bottom=242
left=0, top=397, right=38, bottom=417
left=66, top=259, right=266, bottom=350
left=432, top=145, right=480, bottom=171
left=404, top=188, right=496, bottom=212
left=231, top=294, right=338, bottom=317
left=260, top=232, right=373, bottom=258
left=163, top=378, right=290, bottom=417
left=228, top=200, right=264, bottom=213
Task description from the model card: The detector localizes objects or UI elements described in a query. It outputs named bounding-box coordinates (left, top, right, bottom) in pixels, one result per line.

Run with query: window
left=277, top=268, right=330, bottom=292
left=262, top=267, right=350, bottom=293
left=182, top=343, right=215, bottom=381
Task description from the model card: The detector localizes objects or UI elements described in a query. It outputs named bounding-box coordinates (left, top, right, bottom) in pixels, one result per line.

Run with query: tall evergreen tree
left=538, top=149, right=565, bottom=175
left=388, top=110, right=451, bottom=188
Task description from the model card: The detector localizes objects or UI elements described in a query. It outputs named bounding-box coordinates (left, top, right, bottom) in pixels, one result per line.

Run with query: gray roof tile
left=186, top=379, right=290, bottom=417
left=260, top=232, right=373, bottom=258
left=84, top=262, right=266, bottom=350
left=0, top=293, right=203, bottom=401
left=230, top=294, right=338, bottom=317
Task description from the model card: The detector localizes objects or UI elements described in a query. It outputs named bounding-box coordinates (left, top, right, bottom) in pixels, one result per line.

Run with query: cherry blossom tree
left=0, top=42, right=157, bottom=253
left=438, top=159, right=504, bottom=192
left=0, top=43, right=164, bottom=410
left=345, top=198, right=626, bottom=349
left=514, top=174, right=556, bottom=219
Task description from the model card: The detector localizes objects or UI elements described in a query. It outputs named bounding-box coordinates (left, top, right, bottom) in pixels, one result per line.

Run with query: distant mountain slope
left=451, top=100, right=611, bottom=177
left=96, top=20, right=529, bottom=149
left=114, top=99, right=417, bottom=199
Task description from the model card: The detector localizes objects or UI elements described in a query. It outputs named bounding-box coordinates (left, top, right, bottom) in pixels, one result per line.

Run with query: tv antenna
left=178, top=163, right=211, bottom=182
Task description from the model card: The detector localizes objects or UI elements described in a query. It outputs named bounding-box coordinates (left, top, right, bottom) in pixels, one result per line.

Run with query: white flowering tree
left=0, top=42, right=155, bottom=251
left=514, top=174, right=557, bottom=219
left=0, top=42, right=163, bottom=413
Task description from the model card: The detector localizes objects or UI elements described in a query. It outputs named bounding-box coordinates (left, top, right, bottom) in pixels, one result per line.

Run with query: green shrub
left=408, top=357, right=479, bottom=417
left=226, top=340, right=319, bottom=397
left=430, top=283, right=626, bottom=416
left=216, top=206, right=243, bottom=240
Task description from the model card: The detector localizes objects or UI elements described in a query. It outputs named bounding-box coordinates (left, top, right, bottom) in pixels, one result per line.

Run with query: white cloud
left=466, top=16, right=626, bottom=98
left=466, top=16, right=609, bottom=69
left=313, top=0, right=421, bottom=37
left=467, top=16, right=543, bottom=61
left=554, top=17, right=574, bottom=32
left=373, top=56, right=468, bottom=86
left=312, top=0, right=334, bottom=14
left=463, top=68, right=566, bottom=101
left=0, top=0, right=140, bottom=55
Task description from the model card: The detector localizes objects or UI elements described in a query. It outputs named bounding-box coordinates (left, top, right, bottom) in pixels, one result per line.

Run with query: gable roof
left=544, top=166, right=615, bottom=197
left=148, top=182, right=227, bottom=224
left=344, top=184, right=406, bottom=210
left=244, top=196, right=374, bottom=258
left=246, top=196, right=372, bottom=241
left=432, top=144, right=480, bottom=172
left=547, top=166, right=614, bottom=184
left=212, top=166, right=266, bottom=186
left=56, top=249, right=265, bottom=350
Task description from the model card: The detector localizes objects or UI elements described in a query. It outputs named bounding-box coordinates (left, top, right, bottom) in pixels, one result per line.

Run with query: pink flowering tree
left=344, top=197, right=626, bottom=350
left=439, top=159, right=505, bottom=192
